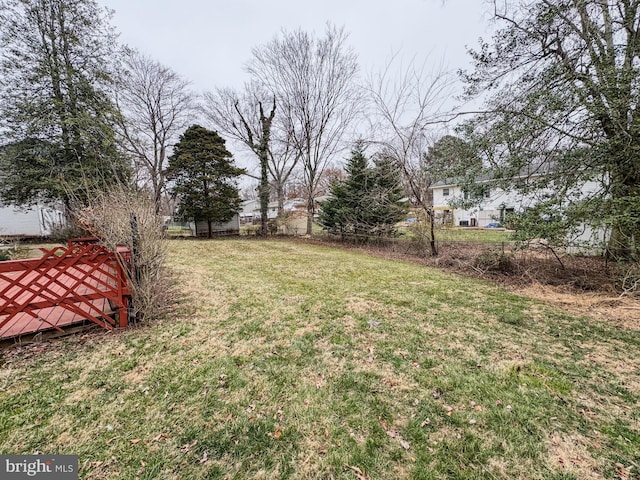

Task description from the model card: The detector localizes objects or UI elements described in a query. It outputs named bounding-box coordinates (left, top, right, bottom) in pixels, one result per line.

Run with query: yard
left=397, top=225, right=512, bottom=244
left=0, top=238, right=638, bottom=479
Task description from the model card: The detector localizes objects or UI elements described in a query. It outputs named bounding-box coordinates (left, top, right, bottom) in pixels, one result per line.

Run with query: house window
left=483, top=189, right=491, bottom=199
left=443, top=188, right=450, bottom=196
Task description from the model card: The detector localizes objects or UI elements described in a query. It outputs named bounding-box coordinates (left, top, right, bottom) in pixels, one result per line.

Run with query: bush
left=0, top=239, right=30, bottom=261
left=407, top=210, right=439, bottom=257
left=473, top=248, right=514, bottom=273
left=268, top=219, right=278, bottom=235
left=74, top=186, right=173, bottom=322
left=48, top=223, right=91, bottom=243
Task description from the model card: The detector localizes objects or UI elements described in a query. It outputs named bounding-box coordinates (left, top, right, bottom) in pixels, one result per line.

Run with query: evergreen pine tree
left=0, top=0, right=130, bottom=207
left=367, top=153, right=408, bottom=236
left=319, top=144, right=369, bottom=237
left=166, top=125, right=244, bottom=238
left=319, top=144, right=407, bottom=238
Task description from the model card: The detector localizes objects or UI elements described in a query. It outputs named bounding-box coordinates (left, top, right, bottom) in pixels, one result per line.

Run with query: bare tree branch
left=248, top=23, right=361, bottom=235
left=114, top=49, right=193, bottom=214
left=366, top=54, right=455, bottom=255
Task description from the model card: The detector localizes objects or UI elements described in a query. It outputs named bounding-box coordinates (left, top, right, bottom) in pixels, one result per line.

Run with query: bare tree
left=367, top=54, right=454, bottom=255
left=268, top=129, right=301, bottom=213
left=201, top=84, right=276, bottom=236
left=115, top=50, right=193, bottom=214
left=316, top=164, right=346, bottom=196
left=249, top=24, right=360, bottom=235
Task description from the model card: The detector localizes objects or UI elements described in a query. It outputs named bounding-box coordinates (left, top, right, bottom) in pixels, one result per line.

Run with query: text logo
left=0, top=456, right=78, bottom=479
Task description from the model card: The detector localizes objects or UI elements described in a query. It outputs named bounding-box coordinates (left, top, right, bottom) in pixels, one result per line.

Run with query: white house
left=431, top=177, right=608, bottom=252
left=0, top=204, right=65, bottom=237
left=239, top=198, right=306, bottom=224
left=432, top=181, right=529, bottom=227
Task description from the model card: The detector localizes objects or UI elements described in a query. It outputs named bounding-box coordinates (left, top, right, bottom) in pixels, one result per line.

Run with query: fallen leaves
left=379, top=418, right=411, bottom=450
left=269, top=425, right=283, bottom=439
left=615, top=463, right=632, bottom=480
left=366, top=345, right=375, bottom=364
left=180, top=440, right=197, bottom=453
left=151, top=433, right=168, bottom=443
left=345, top=464, right=371, bottom=480
left=398, top=439, right=411, bottom=450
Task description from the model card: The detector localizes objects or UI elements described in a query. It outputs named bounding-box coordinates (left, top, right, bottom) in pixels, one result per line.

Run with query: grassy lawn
left=433, top=227, right=512, bottom=243
left=1, top=238, right=638, bottom=479
left=391, top=225, right=512, bottom=244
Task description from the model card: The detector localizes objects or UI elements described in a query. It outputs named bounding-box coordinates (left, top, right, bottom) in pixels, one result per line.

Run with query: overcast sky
left=100, top=0, right=495, bottom=94
left=98, top=0, right=496, bottom=181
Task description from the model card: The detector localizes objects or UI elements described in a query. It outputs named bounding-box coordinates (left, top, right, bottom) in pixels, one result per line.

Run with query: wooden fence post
left=129, top=213, right=141, bottom=322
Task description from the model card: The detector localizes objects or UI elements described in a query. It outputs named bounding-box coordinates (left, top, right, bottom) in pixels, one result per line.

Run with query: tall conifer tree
left=0, top=0, right=129, bottom=207
left=166, top=125, right=244, bottom=238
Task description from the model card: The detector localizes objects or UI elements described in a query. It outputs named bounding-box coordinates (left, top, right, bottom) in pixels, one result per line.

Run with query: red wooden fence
left=0, top=239, right=131, bottom=341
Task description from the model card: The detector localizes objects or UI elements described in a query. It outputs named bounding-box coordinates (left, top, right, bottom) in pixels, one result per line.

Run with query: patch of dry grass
left=517, top=283, right=640, bottom=330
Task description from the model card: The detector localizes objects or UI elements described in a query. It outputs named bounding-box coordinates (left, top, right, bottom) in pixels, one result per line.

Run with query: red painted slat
left=0, top=239, right=131, bottom=340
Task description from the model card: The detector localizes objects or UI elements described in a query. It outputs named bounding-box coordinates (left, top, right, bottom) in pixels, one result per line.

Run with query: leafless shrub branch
left=74, top=186, right=174, bottom=322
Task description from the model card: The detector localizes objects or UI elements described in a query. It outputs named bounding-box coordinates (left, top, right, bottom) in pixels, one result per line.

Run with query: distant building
left=430, top=176, right=608, bottom=253
left=192, top=214, right=240, bottom=237
left=0, top=204, right=65, bottom=237
left=239, top=198, right=306, bottom=224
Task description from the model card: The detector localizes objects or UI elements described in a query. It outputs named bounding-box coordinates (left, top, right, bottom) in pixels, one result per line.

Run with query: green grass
left=432, top=227, right=512, bottom=243
left=395, top=226, right=511, bottom=243
left=164, top=225, right=193, bottom=236
left=1, top=238, right=638, bottom=479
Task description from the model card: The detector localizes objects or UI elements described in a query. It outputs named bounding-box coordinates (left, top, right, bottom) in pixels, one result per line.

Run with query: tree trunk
left=154, top=184, right=162, bottom=215
left=276, top=182, right=285, bottom=216
left=307, top=212, right=313, bottom=236
left=607, top=148, right=640, bottom=260
left=306, top=196, right=314, bottom=236
left=207, top=220, right=212, bottom=239
left=259, top=156, right=270, bottom=236
left=429, top=208, right=438, bottom=256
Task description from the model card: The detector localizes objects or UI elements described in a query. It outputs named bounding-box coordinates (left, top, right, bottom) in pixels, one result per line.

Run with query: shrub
left=0, top=239, right=30, bottom=261
left=617, top=262, right=640, bottom=297
left=473, top=248, right=514, bottom=273
left=74, top=186, right=173, bottom=322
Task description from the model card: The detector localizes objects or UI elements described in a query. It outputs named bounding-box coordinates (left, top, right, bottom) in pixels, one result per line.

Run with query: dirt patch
left=346, top=297, right=386, bottom=315
left=579, top=341, right=640, bottom=395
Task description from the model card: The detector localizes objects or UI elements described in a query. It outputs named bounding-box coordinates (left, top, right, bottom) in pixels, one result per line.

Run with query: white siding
left=193, top=214, right=240, bottom=236
left=433, top=183, right=576, bottom=227
left=431, top=179, right=608, bottom=252
left=0, top=205, right=64, bottom=236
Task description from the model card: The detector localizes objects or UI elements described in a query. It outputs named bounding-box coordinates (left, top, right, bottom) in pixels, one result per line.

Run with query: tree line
left=1, top=0, right=638, bottom=260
